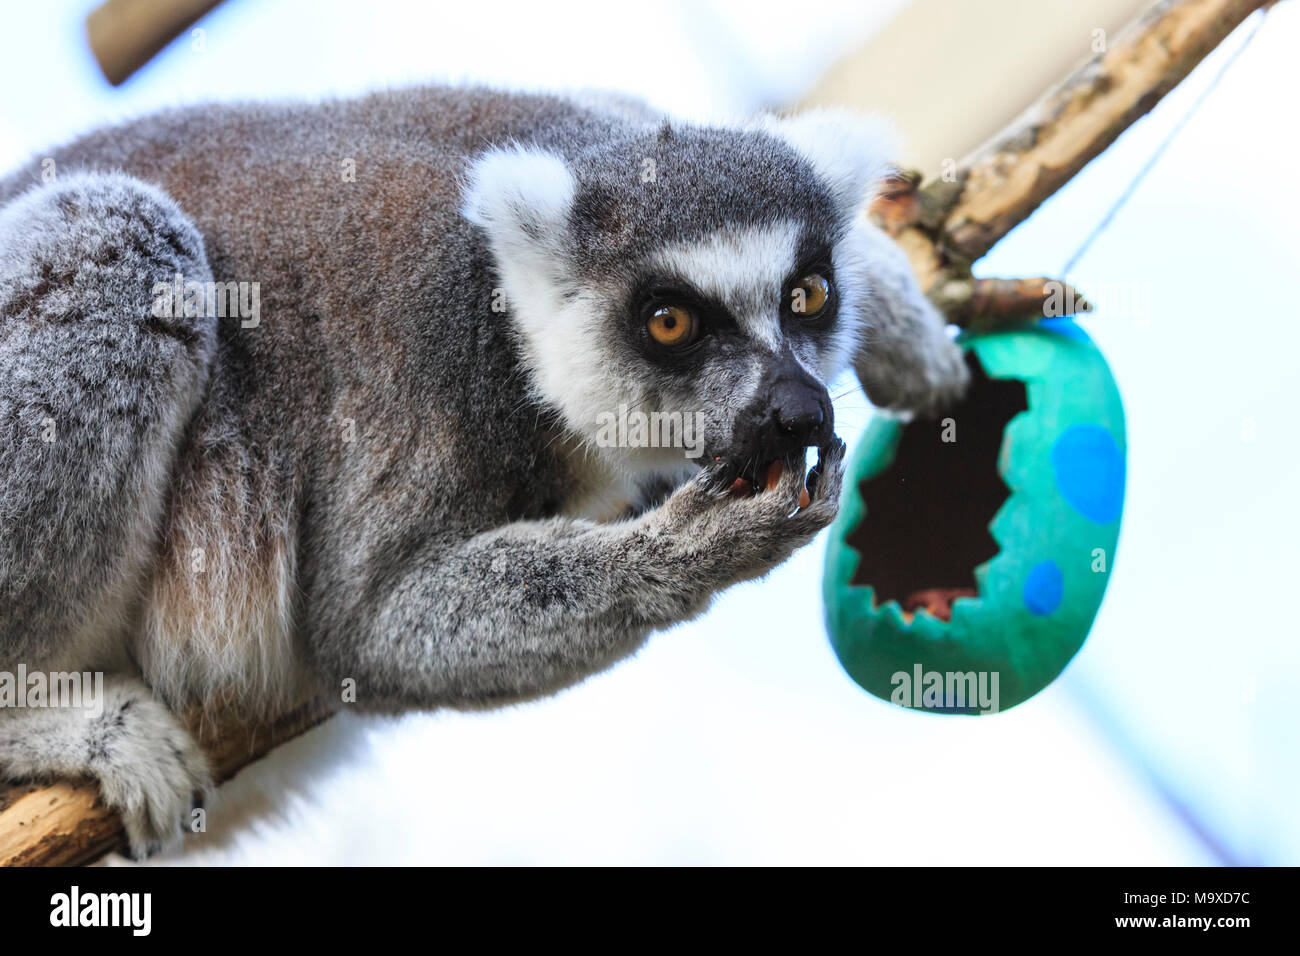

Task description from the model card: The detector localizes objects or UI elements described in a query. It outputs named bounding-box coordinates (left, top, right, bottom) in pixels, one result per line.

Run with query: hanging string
left=1060, top=8, right=1270, bottom=276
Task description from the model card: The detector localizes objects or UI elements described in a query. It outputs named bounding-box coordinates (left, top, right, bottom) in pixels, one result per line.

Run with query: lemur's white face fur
left=464, top=109, right=896, bottom=491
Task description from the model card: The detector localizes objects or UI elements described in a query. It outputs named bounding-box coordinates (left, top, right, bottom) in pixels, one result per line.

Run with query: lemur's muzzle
left=732, top=355, right=834, bottom=471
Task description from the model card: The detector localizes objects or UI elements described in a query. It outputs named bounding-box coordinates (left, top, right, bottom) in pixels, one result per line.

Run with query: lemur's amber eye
left=792, top=273, right=831, bottom=317
left=647, top=305, right=698, bottom=347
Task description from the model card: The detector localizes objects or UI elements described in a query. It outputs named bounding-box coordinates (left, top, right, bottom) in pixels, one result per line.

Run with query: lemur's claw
left=807, top=435, right=845, bottom=498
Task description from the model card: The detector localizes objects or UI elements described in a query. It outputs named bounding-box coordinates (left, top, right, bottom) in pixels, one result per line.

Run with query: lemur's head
left=463, top=110, right=895, bottom=487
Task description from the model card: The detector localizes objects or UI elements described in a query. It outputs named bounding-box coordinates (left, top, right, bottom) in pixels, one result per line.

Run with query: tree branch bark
left=869, top=0, right=1268, bottom=329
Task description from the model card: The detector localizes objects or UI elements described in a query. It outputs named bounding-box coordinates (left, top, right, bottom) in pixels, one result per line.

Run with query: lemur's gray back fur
left=1, top=89, right=623, bottom=702
left=0, top=86, right=966, bottom=855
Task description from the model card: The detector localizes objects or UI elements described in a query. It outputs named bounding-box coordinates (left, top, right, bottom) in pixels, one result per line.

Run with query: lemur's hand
left=636, top=439, right=846, bottom=593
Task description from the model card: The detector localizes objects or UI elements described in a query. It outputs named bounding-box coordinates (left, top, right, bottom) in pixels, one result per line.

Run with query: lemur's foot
left=87, top=681, right=212, bottom=859
left=0, top=676, right=211, bottom=859
left=908, top=334, right=972, bottom=418
left=81, top=681, right=210, bottom=858
left=858, top=331, right=971, bottom=419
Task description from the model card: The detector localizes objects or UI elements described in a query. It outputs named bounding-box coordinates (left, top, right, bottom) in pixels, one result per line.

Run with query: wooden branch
left=870, top=0, right=1269, bottom=327
left=930, top=276, right=1092, bottom=332
left=86, top=0, right=225, bottom=86
left=0, top=0, right=1270, bottom=868
left=937, top=0, right=1268, bottom=262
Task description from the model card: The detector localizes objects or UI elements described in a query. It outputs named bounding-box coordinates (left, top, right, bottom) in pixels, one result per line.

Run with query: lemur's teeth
left=764, top=460, right=783, bottom=492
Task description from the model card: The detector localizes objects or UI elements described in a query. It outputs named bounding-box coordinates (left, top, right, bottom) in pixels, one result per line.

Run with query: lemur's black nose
left=768, top=365, right=832, bottom=450
left=774, top=388, right=825, bottom=441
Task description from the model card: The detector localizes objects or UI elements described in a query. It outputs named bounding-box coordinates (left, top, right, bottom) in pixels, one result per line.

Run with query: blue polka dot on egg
left=1052, top=424, right=1124, bottom=523
left=1023, top=561, right=1064, bottom=616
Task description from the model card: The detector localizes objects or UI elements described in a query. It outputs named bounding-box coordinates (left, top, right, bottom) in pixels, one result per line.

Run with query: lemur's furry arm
left=307, top=448, right=843, bottom=708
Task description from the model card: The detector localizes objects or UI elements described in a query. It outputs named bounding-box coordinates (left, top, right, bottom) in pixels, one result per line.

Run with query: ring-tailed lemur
left=0, top=86, right=968, bottom=856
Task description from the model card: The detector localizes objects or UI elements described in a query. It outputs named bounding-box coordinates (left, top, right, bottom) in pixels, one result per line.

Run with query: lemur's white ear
left=462, top=144, right=575, bottom=260
left=759, top=109, right=900, bottom=213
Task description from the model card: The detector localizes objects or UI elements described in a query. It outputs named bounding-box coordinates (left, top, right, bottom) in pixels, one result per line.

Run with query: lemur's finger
left=806, top=436, right=846, bottom=498
left=793, top=440, right=846, bottom=530
left=661, top=460, right=753, bottom=533
left=698, top=461, right=733, bottom=496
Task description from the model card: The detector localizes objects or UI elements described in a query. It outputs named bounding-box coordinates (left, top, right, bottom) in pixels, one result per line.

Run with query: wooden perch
left=930, top=275, right=1092, bottom=332
left=0, top=0, right=1272, bottom=866
left=86, top=0, right=225, bottom=86
left=869, top=0, right=1268, bottom=329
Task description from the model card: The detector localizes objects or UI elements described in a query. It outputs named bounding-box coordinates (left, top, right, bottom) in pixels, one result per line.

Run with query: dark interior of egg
left=848, top=354, right=1028, bottom=622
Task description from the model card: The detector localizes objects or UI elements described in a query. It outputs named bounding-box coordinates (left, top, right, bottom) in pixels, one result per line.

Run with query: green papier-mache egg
left=823, top=318, right=1126, bottom=714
